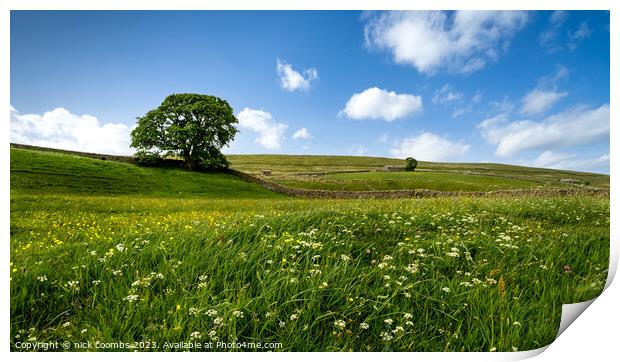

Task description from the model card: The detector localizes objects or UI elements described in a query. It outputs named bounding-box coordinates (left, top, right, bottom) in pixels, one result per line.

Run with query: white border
left=2, top=1, right=616, bottom=361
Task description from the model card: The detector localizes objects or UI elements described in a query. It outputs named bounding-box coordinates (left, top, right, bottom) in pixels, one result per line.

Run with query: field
left=10, top=148, right=610, bottom=352
left=228, top=154, right=610, bottom=192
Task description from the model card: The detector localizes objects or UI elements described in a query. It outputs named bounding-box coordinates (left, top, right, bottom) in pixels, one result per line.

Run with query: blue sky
left=10, top=10, right=610, bottom=173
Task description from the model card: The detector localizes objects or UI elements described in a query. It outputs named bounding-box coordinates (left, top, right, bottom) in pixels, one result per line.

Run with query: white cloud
left=452, top=107, right=472, bottom=118
left=489, top=96, right=515, bottom=113
left=292, top=127, right=313, bottom=140
left=350, top=145, right=366, bottom=156
left=10, top=106, right=132, bottom=155
left=568, top=22, right=592, bottom=50
left=531, top=150, right=609, bottom=173
left=237, top=108, right=287, bottom=149
left=539, top=11, right=567, bottom=52
left=477, top=104, right=610, bottom=157
left=341, top=87, right=423, bottom=122
left=365, top=10, right=528, bottom=74
left=390, top=132, right=470, bottom=161
left=276, top=59, right=318, bottom=92
left=520, top=89, right=567, bottom=116
left=433, top=84, right=463, bottom=105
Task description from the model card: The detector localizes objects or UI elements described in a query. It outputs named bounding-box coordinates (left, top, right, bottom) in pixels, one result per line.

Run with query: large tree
left=131, top=93, right=238, bottom=170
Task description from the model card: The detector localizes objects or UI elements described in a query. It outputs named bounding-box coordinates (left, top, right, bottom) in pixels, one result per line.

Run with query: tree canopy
left=405, top=157, right=418, bottom=172
left=130, top=93, right=238, bottom=170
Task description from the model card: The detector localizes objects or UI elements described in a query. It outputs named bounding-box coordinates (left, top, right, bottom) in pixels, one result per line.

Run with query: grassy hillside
left=10, top=148, right=282, bottom=198
left=10, top=147, right=610, bottom=351
left=228, top=154, right=609, bottom=191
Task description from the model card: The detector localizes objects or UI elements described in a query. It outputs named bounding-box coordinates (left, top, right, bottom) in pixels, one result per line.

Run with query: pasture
left=10, top=148, right=610, bottom=351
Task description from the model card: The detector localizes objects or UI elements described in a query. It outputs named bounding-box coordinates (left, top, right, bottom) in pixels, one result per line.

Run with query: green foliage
left=134, top=150, right=163, bottom=166
left=131, top=93, right=238, bottom=170
left=405, top=157, right=418, bottom=171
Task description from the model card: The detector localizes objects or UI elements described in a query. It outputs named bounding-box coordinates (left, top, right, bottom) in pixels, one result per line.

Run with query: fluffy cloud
left=390, top=132, right=470, bottom=161
left=477, top=104, right=609, bottom=157
left=531, top=150, right=609, bottom=173
left=237, top=108, right=287, bottom=149
left=539, top=10, right=567, bottom=52
left=10, top=106, right=132, bottom=155
left=540, top=11, right=592, bottom=53
left=292, top=127, right=313, bottom=140
left=365, top=11, right=528, bottom=74
left=568, top=22, right=592, bottom=50
left=276, top=59, right=318, bottom=92
left=433, top=84, right=463, bottom=105
left=341, top=87, right=423, bottom=122
left=520, top=89, right=567, bottom=116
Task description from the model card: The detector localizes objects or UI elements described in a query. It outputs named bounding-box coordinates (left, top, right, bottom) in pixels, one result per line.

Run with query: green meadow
left=10, top=148, right=609, bottom=351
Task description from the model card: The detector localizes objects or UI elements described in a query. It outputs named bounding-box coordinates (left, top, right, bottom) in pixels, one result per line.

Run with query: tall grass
left=9, top=149, right=609, bottom=351
left=11, top=195, right=609, bottom=351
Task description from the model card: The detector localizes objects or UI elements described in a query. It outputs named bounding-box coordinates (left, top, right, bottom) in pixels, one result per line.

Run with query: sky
left=10, top=10, right=610, bottom=173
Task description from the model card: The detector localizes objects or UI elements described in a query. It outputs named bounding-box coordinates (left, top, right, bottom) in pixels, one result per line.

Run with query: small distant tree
left=131, top=93, right=238, bottom=170
left=405, top=157, right=418, bottom=172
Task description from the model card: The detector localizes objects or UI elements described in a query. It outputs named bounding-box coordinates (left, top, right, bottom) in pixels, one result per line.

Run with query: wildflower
left=384, top=318, right=393, bottom=325
left=115, top=244, right=125, bottom=252
left=66, top=281, right=80, bottom=291
left=92, top=280, right=101, bottom=285
left=340, top=254, right=351, bottom=261
left=490, top=347, right=497, bottom=352
left=112, top=270, right=122, bottom=276
left=189, top=307, right=199, bottom=316
left=403, top=313, right=413, bottom=319
left=393, top=326, right=404, bottom=334
left=404, top=263, right=419, bottom=274
left=198, top=275, right=208, bottom=281
left=197, top=282, right=208, bottom=289
left=124, top=294, right=140, bottom=302
left=441, top=287, right=451, bottom=293
left=190, top=331, right=202, bottom=340
left=208, top=330, right=218, bottom=341
left=213, top=317, right=223, bottom=325
left=290, top=314, right=298, bottom=321
left=513, top=321, right=521, bottom=326
left=37, top=275, right=48, bottom=282
left=206, top=309, right=218, bottom=317
left=279, top=321, right=286, bottom=328
left=232, top=310, right=244, bottom=318
left=334, top=320, right=346, bottom=329
left=380, top=331, right=393, bottom=341
left=81, top=329, right=88, bottom=334
left=360, top=323, right=369, bottom=330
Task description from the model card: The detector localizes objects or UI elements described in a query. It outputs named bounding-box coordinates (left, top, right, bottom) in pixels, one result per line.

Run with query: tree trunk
left=184, top=158, right=196, bottom=171
left=183, top=150, right=195, bottom=171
